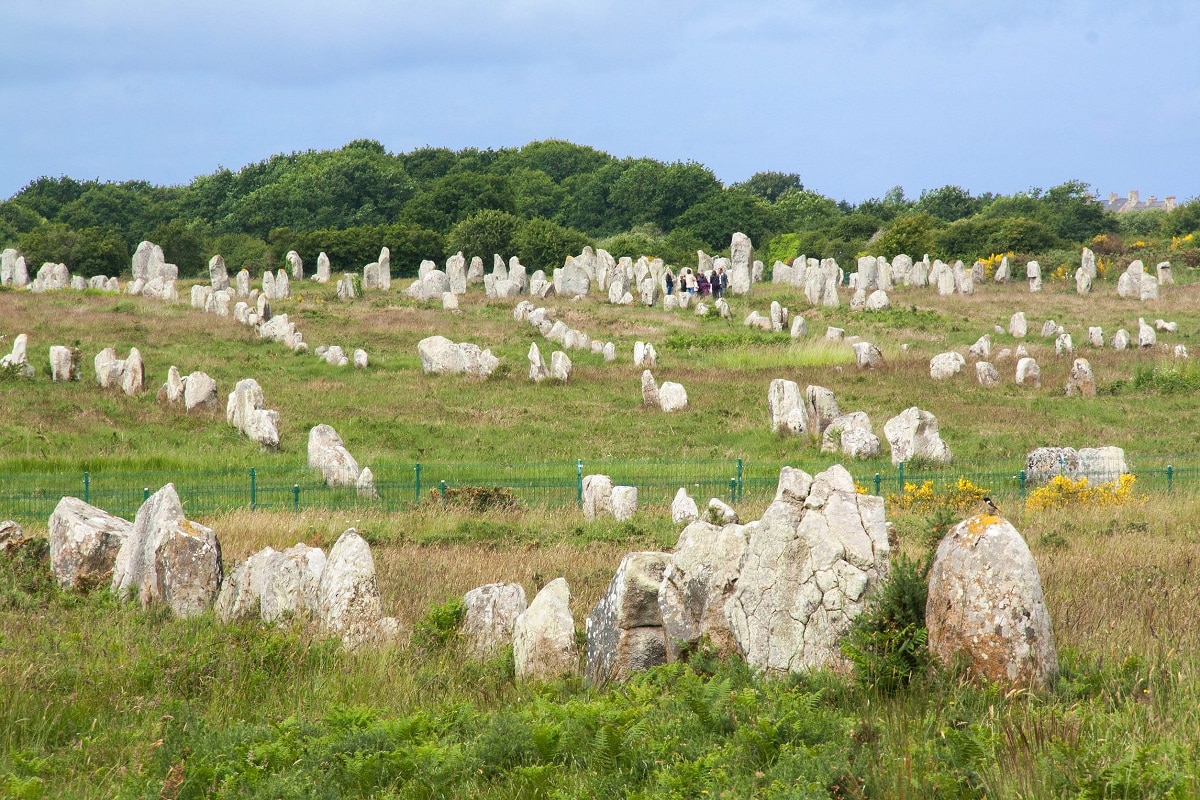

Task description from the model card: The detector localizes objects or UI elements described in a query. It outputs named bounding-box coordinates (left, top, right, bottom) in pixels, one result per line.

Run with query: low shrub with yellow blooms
left=1024, top=474, right=1144, bottom=512
left=887, top=477, right=987, bottom=512
left=979, top=252, right=1014, bottom=281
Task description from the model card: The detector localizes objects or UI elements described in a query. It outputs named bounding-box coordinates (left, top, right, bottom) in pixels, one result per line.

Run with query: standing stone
left=767, top=379, right=805, bottom=434
left=852, top=342, right=884, bottom=369
left=1015, top=357, right=1041, bottom=387
left=583, top=474, right=614, bottom=521
left=728, top=232, right=753, bottom=295
left=1140, top=275, right=1159, bottom=301
left=671, top=487, right=699, bottom=524
left=315, top=252, right=331, bottom=283
left=353, top=349, right=368, bottom=369
left=805, top=385, right=840, bottom=438
left=513, top=578, right=579, bottom=680
left=94, top=347, right=124, bottom=389
left=659, top=382, right=688, bottom=413
left=215, top=547, right=283, bottom=623
left=1075, top=267, right=1092, bottom=294
left=307, top=424, right=362, bottom=487
left=226, top=378, right=281, bottom=449
left=641, top=370, right=660, bottom=409
left=1055, top=332, right=1074, bottom=356
left=49, top=345, right=81, bottom=382
left=1157, top=261, right=1173, bottom=286
left=1138, top=318, right=1156, bottom=348
left=257, top=543, right=326, bottom=623
left=927, top=515, right=1057, bottom=689
left=611, top=486, right=638, bottom=522
left=208, top=255, right=230, bottom=291
left=930, top=352, right=966, bottom=380
left=727, top=465, right=890, bottom=674
left=467, top=256, right=484, bottom=284
left=884, top=407, right=953, bottom=464
left=658, top=520, right=748, bottom=660
left=1065, top=358, right=1096, bottom=397
left=1112, top=329, right=1131, bottom=350
left=316, top=528, right=384, bottom=649
left=112, top=484, right=222, bottom=618
left=262, top=270, right=276, bottom=300
left=1087, top=327, right=1104, bottom=348
left=550, top=351, right=572, bottom=382
left=275, top=269, right=290, bottom=299
left=183, top=371, right=218, bottom=411
left=446, top=252, right=467, bottom=295
left=462, top=583, right=527, bottom=658
left=528, top=343, right=548, bottom=382
left=121, top=347, right=144, bottom=396
left=234, top=269, right=250, bottom=298
left=1009, top=312, right=1027, bottom=339
left=968, top=335, right=991, bottom=360
left=1080, top=246, right=1096, bottom=279
left=286, top=250, right=304, bottom=279
left=585, top=551, right=671, bottom=685
left=976, top=362, right=1001, bottom=388
left=49, top=497, right=132, bottom=590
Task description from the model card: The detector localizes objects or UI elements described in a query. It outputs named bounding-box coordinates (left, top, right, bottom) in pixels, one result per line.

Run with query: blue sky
left=2, top=1, right=1197, bottom=204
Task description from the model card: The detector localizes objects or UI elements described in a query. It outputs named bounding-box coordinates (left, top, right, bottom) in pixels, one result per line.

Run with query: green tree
left=934, top=216, right=1005, bottom=259
left=915, top=185, right=981, bottom=222
left=0, top=201, right=46, bottom=236
left=672, top=188, right=781, bottom=250
left=10, top=176, right=88, bottom=219
left=735, top=171, right=803, bottom=202
left=150, top=219, right=209, bottom=277
left=18, top=223, right=127, bottom=278
left=507, top=139, right=612, bottom=183
left=401, top=172, right=514, bottom=233
left=869, top=212, right=937, bottom=258
left=514, top=218, right=590, bottom=272
left=508, top=168, right=565, bottom=220
left=446, top=210, right=522, bottom=262
left=774, top=190, right=841, bottom=231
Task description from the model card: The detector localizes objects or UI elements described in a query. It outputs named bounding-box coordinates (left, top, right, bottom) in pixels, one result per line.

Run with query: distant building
left=1100, top=191, right=1177, bottom=213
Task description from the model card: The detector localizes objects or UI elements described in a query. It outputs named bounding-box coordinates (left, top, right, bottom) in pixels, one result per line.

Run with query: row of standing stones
left=2, top=463, right=1059, bottom=691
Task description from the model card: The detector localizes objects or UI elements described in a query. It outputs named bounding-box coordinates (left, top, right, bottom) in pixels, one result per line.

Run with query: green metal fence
left=0, top=454, right=1194, bottom=524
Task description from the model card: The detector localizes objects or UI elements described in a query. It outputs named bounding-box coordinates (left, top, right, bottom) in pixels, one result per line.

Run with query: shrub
left=430, top=485, right=522, bottom=513
left=1025, top=474, right=1143, bottom=512
left=887, top=477, right=987, bottom=513
left=411, top=598, right=466, bottom=650
left=841, top=552, right=932, bottom=694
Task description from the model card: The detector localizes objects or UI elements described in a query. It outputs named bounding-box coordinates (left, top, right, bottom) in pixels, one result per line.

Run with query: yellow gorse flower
left=1024, top=474, right=1144, bottom=512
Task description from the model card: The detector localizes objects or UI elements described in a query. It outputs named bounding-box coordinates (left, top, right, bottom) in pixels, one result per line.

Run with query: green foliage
left=402, top=172, right=515, bottom=233
left=149, top=218, right=209, bottom=277
left=0, top=201, right=45, bottom=236
left=17, top=223, right=127, bottom=278
left=514, top=217, right=590, bottom=272
left=412, top=598, right=467, bottom=650
left=735, top=171, right=804, bottom=202
left=916, top=184, right=982, bottom=222
left=446, top=209, right=522, bottom=263
left=841, top=553, right=932, bottom=694
left=673, top=187, right=781, bottom=250
left=1131, top=361, right=1200, bottom=394
left=869, top=211, right=937, bottom=258
left=433, top=485, right=522, bottom=513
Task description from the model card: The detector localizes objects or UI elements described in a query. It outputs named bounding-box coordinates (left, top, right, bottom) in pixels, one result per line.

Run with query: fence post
left=414, top=463, right=421, bottom=503
left=143, top=487, right=149, bottom=501
left=736, top=458, right=744, bottom=502
left=1058, top=455, right=1065, bottom=476
left=83, top=471, right=89, bottom=504
left=439, top=480, right=447, bottom=502
left=874, top=473, right=881, bottom=495
left=1167, top=465, right=1173, bottom=494
left=577, top=459, right=584, bottom=508
left=729, top=478, right=737, bottom=505
left=1019, top=470, right=1027, bottom=496
left=898, top=462, right=905, bottom=494
left=250, top=468, right=257, bottom=510
left=293, top=484, right=300, bottom=512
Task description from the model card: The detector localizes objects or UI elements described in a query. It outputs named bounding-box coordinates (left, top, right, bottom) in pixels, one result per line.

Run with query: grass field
left=3, top=270, right=1200, bottom=797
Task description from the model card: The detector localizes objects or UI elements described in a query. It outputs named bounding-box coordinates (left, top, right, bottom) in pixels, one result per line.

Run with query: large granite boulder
left=307, top=424, right=362, bottom=487
left=728, top=232, right=753, bottom=295
left=183, top=371, right=218, bottom=411
left=671, top=487, right=699, bottom=524
left=930, top=351, right=966, bottom=380
left=658, top=520, right=748, bottom=660
left=582, top=474, right=614, bottom=522
left=226, top=378, right=281, bottom=450
left=48, top=497, right=133, bottom=590
left=1065, top=358, right=1096, bottom=397
left=884, top=407, right=953, bottom=465
left=214, top=546, right=283, bottom=623
left=260, top=543, right=327, bottom=623
left=768, top=378, right=805, bottom=435
left=726, top=465, right=890, bottom=674
left=316, top=528, right=384, bottom=649
left=208, top=255, right=230, bottom=291
left=462, top=582, right=527, bottom=657
left=417, top=336, right=499, bottom=377
left=927, top=515, right=1057, bottom=689
left=49, top=345, right=81, bottom=382
left=111, top=484, right=222, bottom=618
left=585, top=551, right=671, bottom=685
left=658, top=382, right=688, bottom=413
left=513, top=578, right=579, bottom=680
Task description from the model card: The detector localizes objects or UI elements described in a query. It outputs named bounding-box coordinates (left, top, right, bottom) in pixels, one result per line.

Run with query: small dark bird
left=982, top=496, right=1001, bottom=516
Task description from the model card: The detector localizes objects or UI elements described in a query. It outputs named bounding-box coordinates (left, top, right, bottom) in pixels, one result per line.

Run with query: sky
left=2, top=1, right=1197, bottom=204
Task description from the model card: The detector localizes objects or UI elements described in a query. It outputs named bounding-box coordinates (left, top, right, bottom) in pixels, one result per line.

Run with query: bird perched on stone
left=982, top=496, right=1001, bottom=516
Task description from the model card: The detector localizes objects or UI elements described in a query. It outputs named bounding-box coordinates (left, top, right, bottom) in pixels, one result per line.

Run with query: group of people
left=665, top=267, right=727, bottom=299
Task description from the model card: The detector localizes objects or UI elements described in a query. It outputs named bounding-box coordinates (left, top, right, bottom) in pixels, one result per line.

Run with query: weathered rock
left=112, top=484, right=222, bottom=618
left=585, top=551, right=671, bottom=684
left=308, top=424, right=361, bottom=487
left=183, top=371, right=218, bottom=411
left=417, top=336, right=498, bottom=377
left=1025, top=447, right=1080, bottom=485
left=927, top=515, right=1057, bottom=689
left=706, top=498, right=739, bottom=526
left=611, top=486, right=638, bottom=522
left=260, top=543, right=327, bottom=623
left=1075, top=267, right=1092, bottom=294
left=48, top=497, right=132, bottom=590
left=852, top=342, right=883, bottom=369
left=583, top=474, right=614, bottom=522
left=1055, top=332, right=1074, bottom=356
left=550, top=351, right=572, bottom=382
left=1157, top=261, right=1173, bottom=286
left=821, top=412, right=881, bottom=459
left=671, top=487, right=699, bottom=524
left=353, top=348, right=368, bottom=369
left=975, top=362, right=1001, bottom=388
left=768, top=379, right=805, bottom=435
left=805, top=385, right=840, bottom=437
left=1138, top=318, right=1156, bottom=348
left=514, top=578, right=579, bottom=680
left=316, top=529, right=384, bottom=649
left=1015, top=357, right=1041, bottom=387
left=1112, top=329, right=1131, bottom=350
left=226, top=378, right=281, bottom=449
left=462, top=582, right=527, bottom=658
left=1065, top=358, right=1095, bottom=397
left=1087, top=327, right=1104, bottom=348
left=49, top=345, right=81, bottom=382
left=727, top=465, right=890, bottom=674
left=790, top=316, right=807, bottom=338
left=865, top=290, right=890, bottom=312
left=659, top=382, right=688, bottom=413
left=930, top=351, right=966, bottom=380
left=1009, top=312, right=1027, bottom=339
left=120, top=347, right=145, bottom=396
left=884, top=407, right=953, bottom=465
left=214, top=546, right=283, bottom=623
left=968, top=335, right=991, bottom=360
left=659, top=520, right=748, bottom=660
left=728, top=232, right=753, bottom=295
left=314, top=252, right=331, bottom=283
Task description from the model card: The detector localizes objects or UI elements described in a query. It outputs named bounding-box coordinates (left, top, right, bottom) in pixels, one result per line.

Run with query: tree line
left=2, top=138, right=1198, bottom=280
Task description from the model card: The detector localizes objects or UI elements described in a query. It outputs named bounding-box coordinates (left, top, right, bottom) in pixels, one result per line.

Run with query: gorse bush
left=841, top=552, right=932, bottom=694
left=1025, top=474, right=1144, bottom=512
left=887, top=477, right=988, bottom=513
left=411, top=597, right=466, bottom=650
